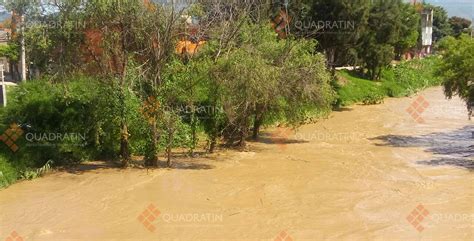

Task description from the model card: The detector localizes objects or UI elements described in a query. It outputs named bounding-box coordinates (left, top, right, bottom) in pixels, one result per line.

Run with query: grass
left=336, top=71, right=385, bottom=106
left=0, top=155, right=18, bottom=188
left=336, top=57, right=442, bottom=106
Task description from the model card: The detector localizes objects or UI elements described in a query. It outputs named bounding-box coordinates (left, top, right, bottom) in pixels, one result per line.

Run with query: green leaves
left=0, top=43, right=19, bottom=62
left=395, top=3, right=419, bottom=56
left=207, top=23, right=334, bottom=143
left=448, top=17, right=472, bottom=38
left=437, top=35, right=474, bottom=115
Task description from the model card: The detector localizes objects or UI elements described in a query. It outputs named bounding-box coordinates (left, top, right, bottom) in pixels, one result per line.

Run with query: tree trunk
left=238, top=125, right=248, bottom=148
left=151, top=124, right=159, bottom=166
left=11, top=62, right=20, bottom=81
left=208, top=100, right=219, bottom=153
left=145, top=122, right=159, bottom=167
left=252, top=119, right=261, bottom=140
left=209, top=136, right=217, bottom=153
left=166, top=129, right=173, bottom=167
left=238, top=136, right=246, bottom=148
left=189, top=102, right=197, bottom=156
left=166, top=114, right=176, bottom=168
left=120, top=122, right=130, bottom=167
left=252, top=107, right=264, bottom=140
left=326, top=48, right=336, bottom=69
left=368, top=68, right=375, bottom=80
left=118, top=24, right=129, bottom=167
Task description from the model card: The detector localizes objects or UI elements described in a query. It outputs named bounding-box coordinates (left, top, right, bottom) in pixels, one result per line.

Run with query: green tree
left=0, top=43, right=18, bottom=61
left=358, top=0, right=403, bottom=80
left=448, top=16, right=472, bottom=38
left=0, top=43, right=19, bottom=78
left=299, top=0, right=370, bottom=68
left=160, top=57, right=211, bottom=156
left=81, top=0, right=149, bottom=166
left=437, top=35, right=474, bottom=118
left=6, top=0, right=88, bottom=77
left=394, top=3, right=419, bottom=59
left=210, top=23, right=334, bottom=147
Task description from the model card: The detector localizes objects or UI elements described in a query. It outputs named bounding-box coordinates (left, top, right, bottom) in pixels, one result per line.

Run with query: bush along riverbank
left=0, top=24, right=337, bottom=188
left=0, top=57, right=441, bottom=188
left=334, top=57, right=442, bottom=107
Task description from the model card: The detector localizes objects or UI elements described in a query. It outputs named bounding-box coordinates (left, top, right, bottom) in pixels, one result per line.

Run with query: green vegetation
left=0, top=0, right=468, bottom=188
left=448, top=17, right=472, bottom=38
left=437, top=35, right=474, bottom=117
left=336, top=57, right=442, bottom=106
left=0, top=0, right=336, bottom=187
left=0, top=155, right=18, bottom=188
left=295, top=0, right=420, bottom=79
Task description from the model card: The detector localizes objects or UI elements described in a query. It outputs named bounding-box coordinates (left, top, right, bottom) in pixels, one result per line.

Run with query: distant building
left=406, top=0, right=434, bottom=56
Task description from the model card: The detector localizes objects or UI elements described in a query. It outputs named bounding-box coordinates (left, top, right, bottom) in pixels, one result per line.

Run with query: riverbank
left=0, top=87, right=472, bottom=240
left=0, top=58, right=443, bottom=188
left=336, top=57, right=442, bottom=106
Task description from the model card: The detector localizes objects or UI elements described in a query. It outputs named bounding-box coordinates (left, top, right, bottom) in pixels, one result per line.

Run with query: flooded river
left=1, top=87, right=472, bottom=241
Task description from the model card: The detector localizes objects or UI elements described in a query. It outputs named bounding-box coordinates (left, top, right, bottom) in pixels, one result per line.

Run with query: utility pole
left=20, top=14, right=26, bottom=82
left=1, top=64, right=6, bottom=107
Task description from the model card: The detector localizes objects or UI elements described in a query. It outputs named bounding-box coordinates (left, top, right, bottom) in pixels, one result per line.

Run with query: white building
left=420, top=8, right=434, bottom=54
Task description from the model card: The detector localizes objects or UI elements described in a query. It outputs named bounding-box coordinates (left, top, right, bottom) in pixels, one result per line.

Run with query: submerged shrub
left=362, top=92, right=384, bottom=105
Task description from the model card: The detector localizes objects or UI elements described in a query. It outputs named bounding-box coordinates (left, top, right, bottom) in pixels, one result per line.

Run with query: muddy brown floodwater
left=1, top=87, right=473, bottom=241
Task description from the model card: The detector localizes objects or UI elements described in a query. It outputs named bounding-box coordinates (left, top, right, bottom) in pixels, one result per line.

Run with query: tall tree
left=437, top=35, right=474, bottom=119
left=300, top=0, right=370, bottom=68
left=196, top=0, right=272, bottom=151
left=210, top=23, right=334, bottom=147
left=394, top=3, right=419, bottom=59
left=358, top=0, right=403, bottom=80
left=448, top=16, right=472, bottom=38
left=82, top=0, right=150, bottom=166
left=5, top=0, right=35, bottom=81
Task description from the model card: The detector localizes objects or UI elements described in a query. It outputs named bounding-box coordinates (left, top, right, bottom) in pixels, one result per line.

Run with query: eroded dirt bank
left=1, top=87, right=472, bottom=241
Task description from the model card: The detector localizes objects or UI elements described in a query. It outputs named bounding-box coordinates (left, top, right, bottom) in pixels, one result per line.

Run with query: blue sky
left=425, top=0, right=473, bottom=19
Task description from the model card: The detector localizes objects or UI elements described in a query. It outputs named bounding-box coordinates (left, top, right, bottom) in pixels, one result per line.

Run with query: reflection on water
left=372, top=125, right=474, bottom=170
